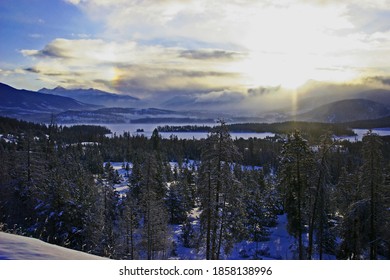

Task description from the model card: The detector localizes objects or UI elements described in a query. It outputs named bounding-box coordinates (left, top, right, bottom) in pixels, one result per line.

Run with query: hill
left=296, top=99, right=390, bottom=123
left=55, top=107, right=213, bottom=124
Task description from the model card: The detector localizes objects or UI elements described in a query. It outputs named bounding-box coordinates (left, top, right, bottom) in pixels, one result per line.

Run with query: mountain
left=0, top=82, right=98, bottom=122
left=0, top=83, right=92, bottom=111
left=39, top=86, right=140, bottom=107
left=286, top=86, right=390, bottom=115
left=296, top=99, right=390, bottom=123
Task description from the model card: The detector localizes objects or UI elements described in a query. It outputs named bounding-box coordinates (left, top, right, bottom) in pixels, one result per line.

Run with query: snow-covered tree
left=361, top=131, right=384, bottom=259
left=121, top=193, right=140, bottom=259
left=308, top=133, right=336, bottom=259
left=197, top=121, right=246, bottom=259
left=339, top=131, right=386, bottom=259
left=139, top=152, right=170, bottom=259
left=278, top=130, right=313, bottom=259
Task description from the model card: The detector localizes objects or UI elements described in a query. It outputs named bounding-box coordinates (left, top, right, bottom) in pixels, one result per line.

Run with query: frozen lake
left=61, top=122, right=390, bottom=141
left=95, top=123, right=276, bottom=140
left=336, top=128, right=390, bottom=142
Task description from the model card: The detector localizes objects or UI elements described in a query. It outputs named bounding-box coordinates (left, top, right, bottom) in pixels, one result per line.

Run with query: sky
left=1, top=0, right=390, bottom=111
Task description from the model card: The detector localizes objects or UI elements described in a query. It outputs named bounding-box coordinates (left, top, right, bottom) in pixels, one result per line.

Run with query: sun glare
left=107, top=67, right=120, bottom=86
left=232, top=2, right=357, bottom=90
left=231, top=52, right=317, bottom=89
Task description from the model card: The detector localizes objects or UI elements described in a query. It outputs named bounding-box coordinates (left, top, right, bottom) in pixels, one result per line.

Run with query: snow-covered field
left=0, top=232, right=105, bottom=260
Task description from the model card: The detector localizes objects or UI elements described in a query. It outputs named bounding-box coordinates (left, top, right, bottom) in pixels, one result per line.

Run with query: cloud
left=24, top=67, right=40, bottom=73
left=20, top=38, right=243, bottom=97
left=9, top=0, right=390, bottom=112
left=55, top=0, right=390, bottom=90
left=64, top=0, right=82, bottom=5
left=362, top=76, right=390, bottom=87
left=247, top=86, right=282, bottom=96
left=22, top=39, right=120, bottom=60
left=179, top=49, right=242, bottom=60
left=194, top=90, right=245, bottom=105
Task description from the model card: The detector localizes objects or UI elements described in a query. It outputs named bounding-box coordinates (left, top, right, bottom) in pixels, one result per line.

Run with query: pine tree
left=181, top=216, right=197, bottom=248
left=166, top=181, right=188, bottom=224
left=129, top=156, right=144, bottom=199
left=243, top=171, right=270, bottom=246
left=308, top=133, right=336, bottom=259
left=94, top=162, right=120, bottom=258
left=197, top=121, right=246, bottom=259
left=361, top=130, right=384, bottom=259
left=381, top=164, right=390, bottom=258
left=121, top=193, right=140, bottom=259
left=278, top=130, right=313, bottom=259
left=338, top=131, right=385, bottom=259
left=139, top=152, right=170, bottom=259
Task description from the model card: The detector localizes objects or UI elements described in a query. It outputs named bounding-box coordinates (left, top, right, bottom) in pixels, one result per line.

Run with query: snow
left=0, top=133, right=17, bottom=143
left=228, top=214, right=294, bottom=260
left=0, top=232, right=106, bottom=260
left=169, top=214, right=296, bottom=260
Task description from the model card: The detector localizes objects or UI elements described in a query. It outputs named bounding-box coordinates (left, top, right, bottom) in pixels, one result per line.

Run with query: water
left=63, top=122, right=390, bottom=141
left=336, top=128, right=390, bottom=142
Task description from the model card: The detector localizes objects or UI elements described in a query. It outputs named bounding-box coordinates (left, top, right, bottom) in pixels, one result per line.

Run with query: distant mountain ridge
left=0, top=82, right=99, bottom=122
left=296, top=99, right=390, bottom=123
left=0, top=82, right=91, bottom=111
left=39, top=86, right=140, bottom=107
left=2, top=81, right=390, bottom=124
left=55, top=107, right=214, bottom=124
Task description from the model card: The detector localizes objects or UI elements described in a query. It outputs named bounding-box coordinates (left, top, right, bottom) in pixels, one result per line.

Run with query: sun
left=230, top=51, right=316, bottom=89
left=107, top=67, right=121, bottom=84
left=229, top=2, right=358, bottom=90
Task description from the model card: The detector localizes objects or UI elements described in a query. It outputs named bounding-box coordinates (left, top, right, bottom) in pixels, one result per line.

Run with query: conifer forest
left=1, top=116, right=390, bottom=260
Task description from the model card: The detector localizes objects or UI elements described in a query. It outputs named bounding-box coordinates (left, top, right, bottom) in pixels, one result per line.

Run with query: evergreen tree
left=243, top=171, right=269, bottom=244
left=278, top=130, right=313, bottom=259
left=308, top=133, right=336, bottom=259
left=121, top=193, right=140, bottom=259
left=338, top=131, right=385, bottom=259
left=361, top=131, right=384, bottom=259
left=95, top=162, right=120, bottom=258
left=197, top=121, right=246, bottom=259
left=381, top=164, right=390, bottom=258
left=166, top=181, right=188, bottom=224
left=181, top=217, right=197, bottom=248
left=139, top=152, right=170, bottom=259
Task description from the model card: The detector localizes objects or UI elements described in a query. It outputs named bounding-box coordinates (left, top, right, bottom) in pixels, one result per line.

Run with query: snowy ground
left=0, top=232, right=106, bottom=260
left=171, top=213, right=297, bottom=260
